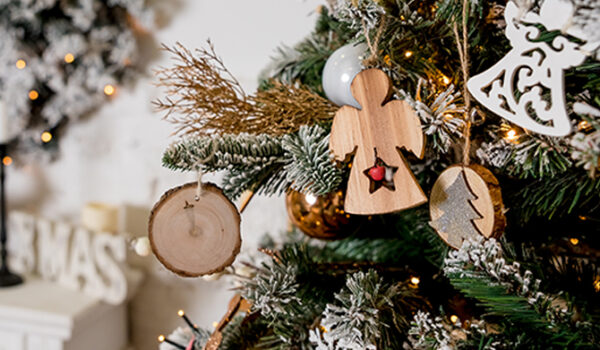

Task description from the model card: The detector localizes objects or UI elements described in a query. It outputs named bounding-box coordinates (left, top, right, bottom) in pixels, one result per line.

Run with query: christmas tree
left=430, top=170, right=482, bottom=248
left=153, top=1, right=600, bottom=349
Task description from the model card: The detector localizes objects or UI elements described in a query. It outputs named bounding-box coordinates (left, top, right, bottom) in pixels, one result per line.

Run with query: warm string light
left=383, top=55, right=392, bottom=66
left=569, top=238, right=579, bottom=246
left=305, top=193, right=318, bottom=205
left=505, top=129, right=519, bottom=142
left=594, top=277, right=600, bottom=293
left=41, top=131, right=53, bottom=143
left=578, top=120, right=591, bottom=131
left=441, top=75, right=451, bottom=85
left=410, top=276, right=420, bottom=287
left=177, top=309, right=198, bottom=330
left=157, top=334, right=185, bottom=350
left=404, top=51, right=413, bottom=58
left=16, top=59, right=26, bottom=69
left=28, top=90, right=39, bottom=100
left=2, top=156, right=13, bottom=166
left=104, top=84, right=116, bottom=96
left=449, top=315, right=459, bottom=324
left=64, top=53, right=75, bottom=63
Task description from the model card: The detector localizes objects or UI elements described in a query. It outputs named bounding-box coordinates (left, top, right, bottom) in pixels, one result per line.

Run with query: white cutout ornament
left=467, top=0, right=590, bottom=137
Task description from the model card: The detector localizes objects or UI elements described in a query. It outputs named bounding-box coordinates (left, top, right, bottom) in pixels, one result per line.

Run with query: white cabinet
left=0, top=278, right=128, bottom=350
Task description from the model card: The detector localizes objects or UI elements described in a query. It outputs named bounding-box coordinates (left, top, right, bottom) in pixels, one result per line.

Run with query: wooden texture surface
left=430, top=165, right=506, bottom=249
left=329, top=68, right=427, bottom=215
left=149, top=182, right=241, bottom=277
left=203, top=294, right=251, bottom=350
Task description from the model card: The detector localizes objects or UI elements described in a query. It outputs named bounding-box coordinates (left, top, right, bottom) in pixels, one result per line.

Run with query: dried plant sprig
left=154, top=42, right=337, bottom=136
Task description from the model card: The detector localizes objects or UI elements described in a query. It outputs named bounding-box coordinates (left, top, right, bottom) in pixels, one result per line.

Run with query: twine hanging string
left=362, top=15, right=387, bottom=66
left=191, top=139, right=217, bottom=201
left=453, top=0, right=473, bottom=166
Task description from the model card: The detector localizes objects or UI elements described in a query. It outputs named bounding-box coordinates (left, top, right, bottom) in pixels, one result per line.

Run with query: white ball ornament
left=133, top=237, right=151, bottom=257
left=322, top=42, right=368, bottom=109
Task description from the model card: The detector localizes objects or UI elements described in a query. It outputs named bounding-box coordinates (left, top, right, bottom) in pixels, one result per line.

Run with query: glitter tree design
left=430, top=171, right=483, bottom=248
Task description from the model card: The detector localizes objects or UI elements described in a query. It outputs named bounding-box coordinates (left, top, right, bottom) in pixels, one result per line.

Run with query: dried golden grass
left=154, top=42, right=337, bottom=136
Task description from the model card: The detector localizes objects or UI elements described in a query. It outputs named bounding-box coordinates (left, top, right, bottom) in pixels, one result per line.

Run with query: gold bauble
left=285, top=189, right=357, bottom=240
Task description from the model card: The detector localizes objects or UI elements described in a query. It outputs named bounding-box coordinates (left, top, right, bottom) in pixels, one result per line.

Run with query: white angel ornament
left=468, top=0, right=594, bottom=137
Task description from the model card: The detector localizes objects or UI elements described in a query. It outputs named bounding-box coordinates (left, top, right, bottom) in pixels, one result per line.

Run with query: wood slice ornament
left=329, top=68, right=427, bottom=215
left=429, top=165, right=506, bottom=249
left=149, top=182, right=241, bottom=277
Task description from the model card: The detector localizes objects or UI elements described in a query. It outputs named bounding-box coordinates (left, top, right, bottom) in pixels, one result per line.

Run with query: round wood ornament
left=149, top=182, right=241, bottom=277
left=429, top=164, right=505, bottom=249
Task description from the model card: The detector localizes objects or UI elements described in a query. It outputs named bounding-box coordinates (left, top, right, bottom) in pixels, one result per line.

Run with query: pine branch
left=510, top=172, right=600, bottom=221
left=282, top=125, right=343, bottom=195
left=240, top=245, right=339, bottom=349
left=315, top=209, right=448, bottom=268
left=162, top=133, right=285, bottom=172
left=163, top=127, right=343, bottom=199
left=219, top=315, right=270, bottom=350
left=312, top=270, right=418, bottom=349
left=444, top=238, right=595, bottom=348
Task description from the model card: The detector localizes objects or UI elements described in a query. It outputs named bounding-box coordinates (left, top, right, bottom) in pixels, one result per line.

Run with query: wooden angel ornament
left=329, top=68, right=427, bottom=215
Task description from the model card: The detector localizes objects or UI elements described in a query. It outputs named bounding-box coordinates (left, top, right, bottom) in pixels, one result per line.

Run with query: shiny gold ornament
left=285, top=189, right=357, bottom=240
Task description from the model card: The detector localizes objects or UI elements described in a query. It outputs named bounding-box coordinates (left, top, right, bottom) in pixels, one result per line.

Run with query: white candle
left=0, top=100, right=10, bottom=144
left=81, top=202, right=119, bottom=233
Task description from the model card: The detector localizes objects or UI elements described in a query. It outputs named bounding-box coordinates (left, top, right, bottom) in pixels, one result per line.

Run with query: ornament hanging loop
left=189, top=139, right=217, bottom=202
left=452, top=0, right=473, bottom=166
left=195, top=169, right=202, bottom=201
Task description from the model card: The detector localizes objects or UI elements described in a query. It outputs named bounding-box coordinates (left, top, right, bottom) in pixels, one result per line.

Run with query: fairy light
left=64, top=53, right=75, bottom=63
left=2, top=156, right=12, bottom=166
left=16, top=59, right=26, bottom=69
left=41, top=131, right=53, bottom=143
left=404, top=51, right=413, bottom=58
left=212, top=321, right=219, bottom=328
left=157, top=334, right=185, bottom=350
left=28, top=90, right=39, bottom=100
left=410, top=276, right=420, bottom=286
left=579, top=215, right=588, bottom=221
left=450, top=315, right=459, bottom=324
left=441, top=75, right=451, bottom=85
left=569, top=238, right=579, bottom=246
left=383, top=55, right=392, bottom=66
left=103, top=84, right=116, bottom=96
left=305, top=193, right=318, bottom=205
left=505, top=129, right=518, bottom=142
left=578, top=120, right=591, bottom=131
left=177, top=309, right=197, bottom=330
left=594, top=277, right=600, bottom=292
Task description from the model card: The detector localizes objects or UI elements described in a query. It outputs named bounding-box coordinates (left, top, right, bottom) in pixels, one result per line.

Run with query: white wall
left=7, top=1, right=323, bottom=348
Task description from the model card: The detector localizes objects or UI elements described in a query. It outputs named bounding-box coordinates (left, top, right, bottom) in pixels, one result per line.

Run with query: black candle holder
left=0, top=144, right=23, bottom=287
